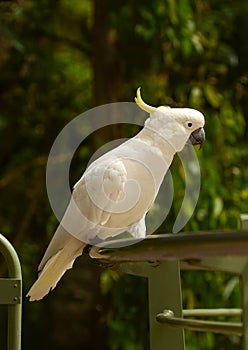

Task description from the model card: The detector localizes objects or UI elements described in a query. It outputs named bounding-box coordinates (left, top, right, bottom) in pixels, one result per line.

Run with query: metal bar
left=240, top=215, right=248, bottom=350
left=183, top=308, right=242, bottom=318
left=148, top=262, right=185, bottom=350
left=156, top=310, right=243, bottom=335
left=0, top=233, right=22, bottom=350
left=0, top=279, right=21, bottom=304
left=119, top=261, right=185, bottom=349
left=241, top=214, right=248, bottom=230
left=91, top=230, right=248, bottom=262
left=241, top=264, right=248, bottom=350
left=185, top=256, right=248, bottom=274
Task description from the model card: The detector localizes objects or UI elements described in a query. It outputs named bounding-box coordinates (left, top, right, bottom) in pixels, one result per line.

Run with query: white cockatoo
left=27, top=88, right=205, bottom=301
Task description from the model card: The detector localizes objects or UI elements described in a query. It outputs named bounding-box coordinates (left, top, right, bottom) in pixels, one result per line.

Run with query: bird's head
left=135, top=87, right=205, bottom=151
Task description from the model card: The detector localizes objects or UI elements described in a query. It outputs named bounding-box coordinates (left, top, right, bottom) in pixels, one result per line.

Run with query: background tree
left=0, top=0, right=247, bottom=349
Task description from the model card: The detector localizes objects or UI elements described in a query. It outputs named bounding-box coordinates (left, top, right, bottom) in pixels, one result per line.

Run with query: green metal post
left=241, top=214, right=248, bottom=230
left=120, top=261, right=185, bottom=350
left=0, top=234, right=22, bottom=350
left=241, top=215, right=248, bottom=350
left=148, top=261, right=185, bottom=350
left=242, top=264, right=248, bottom=350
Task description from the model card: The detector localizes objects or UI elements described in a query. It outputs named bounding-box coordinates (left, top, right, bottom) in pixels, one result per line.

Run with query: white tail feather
left=27, top=239, right=85, bottom=301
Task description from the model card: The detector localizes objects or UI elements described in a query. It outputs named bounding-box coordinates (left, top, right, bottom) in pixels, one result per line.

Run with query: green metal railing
left=0, top=215, right=247, bottom=350
left=0, top=234, right=22, bottom=350
left=91, top=214, right=248, bottom=350
left=156, top=309, right=243, bottom=335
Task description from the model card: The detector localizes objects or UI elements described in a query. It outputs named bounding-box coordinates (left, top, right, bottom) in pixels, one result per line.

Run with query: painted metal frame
left=0, top=216, right=247, bottom=350
left=91, top=215, right=248, bottom=350
left=0, top=234, right=22, bottom=350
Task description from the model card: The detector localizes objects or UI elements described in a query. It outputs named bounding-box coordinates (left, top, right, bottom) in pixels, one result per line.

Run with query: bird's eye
left=187, top=122, right=193, bottom=128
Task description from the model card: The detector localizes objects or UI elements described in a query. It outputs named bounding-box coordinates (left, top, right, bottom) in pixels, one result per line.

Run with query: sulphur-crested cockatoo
left=27, top=88, right=205, bottom=301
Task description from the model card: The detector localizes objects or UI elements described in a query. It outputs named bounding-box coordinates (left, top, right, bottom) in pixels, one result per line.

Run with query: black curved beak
left=189, top=127, right=205, bottom=149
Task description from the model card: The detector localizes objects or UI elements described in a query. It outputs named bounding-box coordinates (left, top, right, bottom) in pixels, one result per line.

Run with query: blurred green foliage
left=0, top=0, right=247, bottom=349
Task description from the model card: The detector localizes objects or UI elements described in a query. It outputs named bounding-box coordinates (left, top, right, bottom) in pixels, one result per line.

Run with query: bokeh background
left=0, top=0, right=248, bottom=349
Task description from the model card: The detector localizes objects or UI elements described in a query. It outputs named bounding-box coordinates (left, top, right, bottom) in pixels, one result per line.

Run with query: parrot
left=27, top=88, right=205, bottom=301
